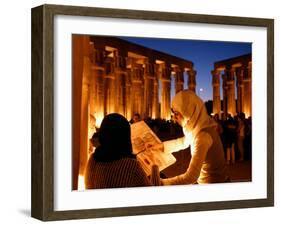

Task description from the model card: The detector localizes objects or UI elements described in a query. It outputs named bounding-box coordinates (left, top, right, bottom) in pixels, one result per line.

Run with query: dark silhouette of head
left=93, top=113, right=135, bottom=162
left=214, top=114, right=219, bottom=121
left=238, top=112, right=246, bottom=120
left=227, top=114, right=233, bottom=120
left=132, top=113, right=141, bottom=123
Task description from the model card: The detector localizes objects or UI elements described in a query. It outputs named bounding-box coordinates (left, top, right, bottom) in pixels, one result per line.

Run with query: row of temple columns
left=212, top=62, right=252, bottom=119
left=86, top=42, right=197, bottom=127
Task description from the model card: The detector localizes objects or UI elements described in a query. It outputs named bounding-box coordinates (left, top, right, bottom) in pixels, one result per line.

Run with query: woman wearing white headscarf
left=162, top=90, right=227, bottom=185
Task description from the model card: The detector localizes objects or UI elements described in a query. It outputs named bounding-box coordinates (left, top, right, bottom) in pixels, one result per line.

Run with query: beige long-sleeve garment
left=162, top=90, right=227, bottom=185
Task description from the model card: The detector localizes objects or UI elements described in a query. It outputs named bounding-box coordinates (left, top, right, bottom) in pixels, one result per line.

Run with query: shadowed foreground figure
left=85, top=113, right=157, bottom=189
left=162, top=90, right=228, bottom=185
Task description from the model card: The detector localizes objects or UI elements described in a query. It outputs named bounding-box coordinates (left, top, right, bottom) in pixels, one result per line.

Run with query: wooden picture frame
left=31, top=4, right=274, bottom=221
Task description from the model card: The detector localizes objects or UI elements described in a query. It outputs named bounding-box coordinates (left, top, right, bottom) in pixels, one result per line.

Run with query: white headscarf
left=171, top=90, right=216, bottom=143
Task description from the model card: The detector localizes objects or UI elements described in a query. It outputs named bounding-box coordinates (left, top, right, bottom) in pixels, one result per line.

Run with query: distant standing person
left=237, top=113, right=246, bottom=161
left=214, top=114, right=224, bottom=137
left=131, top=113, right=141, bottom=124
left=225, top=114, right=237, bottom=164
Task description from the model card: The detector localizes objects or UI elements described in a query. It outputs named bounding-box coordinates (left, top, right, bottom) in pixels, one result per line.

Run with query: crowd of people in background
left=213, top=113, right=252, bottom=164
left=92, top=111, right=252, bottom=168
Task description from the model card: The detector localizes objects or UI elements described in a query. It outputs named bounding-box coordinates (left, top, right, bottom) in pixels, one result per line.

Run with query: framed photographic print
left=31, top=4, right=274, bottom=221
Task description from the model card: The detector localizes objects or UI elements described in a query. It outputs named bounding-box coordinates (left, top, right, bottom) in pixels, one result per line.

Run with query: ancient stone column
left=159, top=64, right=171, bottom=120
left=222, top=73, right=228, bottom=120
left=152, top=62, right=159, bottom=119
left=104, top=57, right=116, bottom=116
left=243, top=62, right=252, bottom=117
left=113, top=50, right=127, bottom=117
left=143, top=60, right=155, bottom=118
left=226, top=67, right=236, bottom=116
left=72, top=35, right=90, bottom=189
left=175, top=67, right=184, bottom=94
left=125, top=63, right=132, bottom=121
left=131, top=61, right=144, bottom=118
left=80, top=69, right=90, bottom=176
left=89, top=44, right=105, bottom=127
left=187, top=69, right=196, bottom=92
left=236, top=67, right=244, bottom=114
left=248, top=62, right=252, bottom=117
left=211, top=69, right=221, bottom=116
left=152, top=77, right=159, bottom=119
left=72, top=35, right=94, bottom=190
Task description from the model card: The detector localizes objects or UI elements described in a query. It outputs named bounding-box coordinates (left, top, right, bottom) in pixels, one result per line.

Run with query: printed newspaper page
left=131, top=121, right=176, bottom=176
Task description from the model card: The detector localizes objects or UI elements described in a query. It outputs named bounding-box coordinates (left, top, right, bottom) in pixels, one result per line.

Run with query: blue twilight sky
left=119, top=36, right=252, bottom=102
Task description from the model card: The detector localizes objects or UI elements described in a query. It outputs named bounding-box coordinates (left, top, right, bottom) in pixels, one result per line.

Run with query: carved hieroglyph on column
left=187, top=69, right=197, bottom=92
left=211, top=69, right=221, bottom=116
left=243, top=62, right=252, bottom=117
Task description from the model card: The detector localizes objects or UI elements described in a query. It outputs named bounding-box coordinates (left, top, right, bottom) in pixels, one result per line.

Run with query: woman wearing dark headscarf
left=162, top=90, right=228, bottom=185
left=84, top=113, right=153, bottom=189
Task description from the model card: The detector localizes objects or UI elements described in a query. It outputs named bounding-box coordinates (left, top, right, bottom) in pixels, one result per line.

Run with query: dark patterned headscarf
left=93, top=113, right=135, bottom=162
